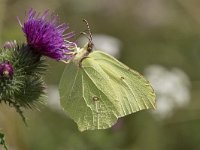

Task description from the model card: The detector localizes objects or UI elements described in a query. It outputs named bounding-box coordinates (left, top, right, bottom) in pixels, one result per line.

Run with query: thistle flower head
left=19, top=9, right=76, bottom=60
left=0, top=62, right=14, bottom=78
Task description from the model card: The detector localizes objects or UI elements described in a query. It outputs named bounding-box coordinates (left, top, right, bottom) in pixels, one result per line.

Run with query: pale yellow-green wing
left=59, top=50, right=156, bottom=131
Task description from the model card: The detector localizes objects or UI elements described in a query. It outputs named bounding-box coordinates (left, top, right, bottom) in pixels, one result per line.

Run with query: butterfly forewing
left=89, top=51, right=156, bottom=117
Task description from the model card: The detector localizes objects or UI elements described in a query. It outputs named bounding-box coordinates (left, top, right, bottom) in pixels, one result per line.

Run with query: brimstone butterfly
left=59, top=21, right=156, bottom=131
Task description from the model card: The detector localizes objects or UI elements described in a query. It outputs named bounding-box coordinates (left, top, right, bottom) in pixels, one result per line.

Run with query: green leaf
left=59, top=48, right=156, bottom=131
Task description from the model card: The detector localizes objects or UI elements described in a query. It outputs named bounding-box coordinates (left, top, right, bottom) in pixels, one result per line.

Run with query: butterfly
left=59, top=20, right=156, bottom=131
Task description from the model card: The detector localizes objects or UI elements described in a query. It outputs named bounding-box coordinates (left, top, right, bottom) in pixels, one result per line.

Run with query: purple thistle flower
left=18, top=9, right=76, bottom=60
left=0, top=62, right=14, bottom=78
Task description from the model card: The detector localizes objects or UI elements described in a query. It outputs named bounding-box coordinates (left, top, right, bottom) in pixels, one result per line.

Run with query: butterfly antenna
left=83, top=19, right=94, bottom=52
left=83, top=19, right=93, bottom=42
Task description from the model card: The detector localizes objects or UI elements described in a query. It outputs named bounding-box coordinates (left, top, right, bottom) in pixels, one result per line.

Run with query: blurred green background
left=1, top=0, right=200, bottom=149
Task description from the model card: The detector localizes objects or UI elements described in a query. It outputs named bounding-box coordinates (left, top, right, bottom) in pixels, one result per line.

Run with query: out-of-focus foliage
left=1, top=0, right=200, bottom=150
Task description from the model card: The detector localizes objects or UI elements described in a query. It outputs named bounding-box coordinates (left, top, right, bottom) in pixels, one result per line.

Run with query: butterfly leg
left=79, top=56, right=89, bottom=67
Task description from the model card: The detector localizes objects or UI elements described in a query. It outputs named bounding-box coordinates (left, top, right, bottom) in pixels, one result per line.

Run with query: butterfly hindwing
left=59, top=59, right=120, bottom=131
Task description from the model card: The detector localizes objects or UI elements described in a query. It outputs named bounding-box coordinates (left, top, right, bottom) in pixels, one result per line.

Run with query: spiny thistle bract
left=0, top=42, right=47, bottom=122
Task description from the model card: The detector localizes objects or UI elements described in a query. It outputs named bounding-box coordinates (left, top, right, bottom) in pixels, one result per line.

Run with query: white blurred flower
left=79, top=34, right=121, bottom=58
left=144, top=65, right=191, bottom=119
left=47, top=85, right=61, bottom=111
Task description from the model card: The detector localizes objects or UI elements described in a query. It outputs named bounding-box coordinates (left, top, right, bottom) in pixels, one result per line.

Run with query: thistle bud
left=0, top=62, right=14, bottom=78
